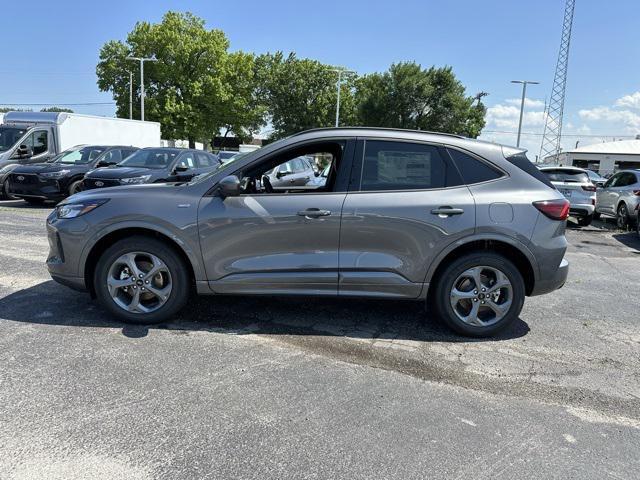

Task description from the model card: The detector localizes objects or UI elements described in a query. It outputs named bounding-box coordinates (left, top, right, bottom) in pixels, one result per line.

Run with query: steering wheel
left=261, top=175, right=274, bottom=193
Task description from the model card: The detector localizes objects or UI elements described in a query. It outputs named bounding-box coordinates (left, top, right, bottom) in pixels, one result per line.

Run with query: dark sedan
left=8, top=145, right=138, bottom=204
left=83, top=147, right=221, bottom=190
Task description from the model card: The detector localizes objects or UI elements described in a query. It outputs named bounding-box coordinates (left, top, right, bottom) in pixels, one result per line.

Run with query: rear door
left=338, top=138, right=475, bottom=299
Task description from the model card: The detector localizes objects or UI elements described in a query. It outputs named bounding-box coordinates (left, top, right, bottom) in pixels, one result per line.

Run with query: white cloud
left=484, top=101, right=546, bottom=130
left=615, top=91, right=640, bottom=109
left=504, top=98, right=545, bottom=109
left=578, top=106, right=640, bottom=132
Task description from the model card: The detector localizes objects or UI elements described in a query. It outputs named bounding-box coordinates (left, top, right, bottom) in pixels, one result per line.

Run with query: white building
left=544, top=139, right=640, bottom=176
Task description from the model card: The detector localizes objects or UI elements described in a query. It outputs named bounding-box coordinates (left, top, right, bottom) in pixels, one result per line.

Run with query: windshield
left=0, top=126, right=27, bottom=152
left=543, top=169, right=590, bottom=183
left=55, top=146, right=106, bottom=165
left=119, top=149, right=178, bottom=169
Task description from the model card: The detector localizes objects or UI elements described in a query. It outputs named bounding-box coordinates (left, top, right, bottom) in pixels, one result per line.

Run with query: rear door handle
left=431, top=206, right=464, bottom=216
left=297, top=208, right=331, bottom=218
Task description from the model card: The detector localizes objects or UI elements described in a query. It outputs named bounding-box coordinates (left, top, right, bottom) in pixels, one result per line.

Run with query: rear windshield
left=542, top=169, right=590, bottom=183
left=505, top=152, right=555, bottom=189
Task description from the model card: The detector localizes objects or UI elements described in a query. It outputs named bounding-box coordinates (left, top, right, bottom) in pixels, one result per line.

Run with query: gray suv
left=46, top=128, right=569, bottom=337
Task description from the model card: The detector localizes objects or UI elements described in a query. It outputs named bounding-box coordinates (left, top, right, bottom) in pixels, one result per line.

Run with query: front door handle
left=431, top=206, right=464, bottom=217
left=297, top=208, right=331, bottom=218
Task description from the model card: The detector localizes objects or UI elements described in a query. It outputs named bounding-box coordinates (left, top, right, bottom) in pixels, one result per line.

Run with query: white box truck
left=0, top=111, right=161, bottom=197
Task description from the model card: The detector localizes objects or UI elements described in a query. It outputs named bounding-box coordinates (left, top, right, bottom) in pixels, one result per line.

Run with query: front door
left=338, top=139, right=476, bottom=299
left=198, top=139, right=355, bottom=295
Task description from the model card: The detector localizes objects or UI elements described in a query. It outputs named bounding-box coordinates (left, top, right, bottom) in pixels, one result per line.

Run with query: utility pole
left=126, top=56, right=158, bottom=121
left=330, top=68, right=355, bottom=127
left=511, top=80, right=539, bottom=147
left=128, top=71, right=133, bottom=120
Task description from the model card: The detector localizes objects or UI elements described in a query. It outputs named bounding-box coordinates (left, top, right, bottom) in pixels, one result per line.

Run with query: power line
left=0, top=102, right=115, bottom=106
left=483, top=130, right=635, bottom=138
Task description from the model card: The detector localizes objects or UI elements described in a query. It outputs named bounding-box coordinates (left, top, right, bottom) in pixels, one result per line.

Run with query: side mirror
left=218, top=175, right=241, bottom=198
left=174, top=165, right=189, bottom=173
left=16, top=145, right=32, bottom=158
left=96, top=160, right=114, bottom=168
left=314, top=170, right=320, bottom=177
left=276, top=170, right=290, bottom=179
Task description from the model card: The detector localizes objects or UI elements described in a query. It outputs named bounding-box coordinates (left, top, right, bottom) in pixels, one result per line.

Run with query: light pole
left=128, top=71, right=133, bottom=120
left=511, top=80, right=539, bottom=147
left=331, top=68, right=355, bottom=127
left=126, top=56, right=158, bottom=121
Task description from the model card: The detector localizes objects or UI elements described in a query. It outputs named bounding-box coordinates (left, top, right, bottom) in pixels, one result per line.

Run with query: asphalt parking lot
left=0, top=200, right=639, bottom=479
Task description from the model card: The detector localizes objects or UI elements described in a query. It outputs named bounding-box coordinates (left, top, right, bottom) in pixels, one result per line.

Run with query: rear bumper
left=530, top=257, right=569, bottom=296
left=568, top=203, right=595, bottom=217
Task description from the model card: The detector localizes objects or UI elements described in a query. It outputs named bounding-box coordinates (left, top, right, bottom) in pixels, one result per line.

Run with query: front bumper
left=46, top=212, right=88, bottom=291
left=530, top=257, right=569, bottom=296
left=9, top=173, right=67, bottom=201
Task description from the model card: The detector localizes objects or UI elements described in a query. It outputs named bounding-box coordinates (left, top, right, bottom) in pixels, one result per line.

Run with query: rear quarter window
left=506, top=152, right=555, bottom=189
left=447, top=148, right=503, bottom=184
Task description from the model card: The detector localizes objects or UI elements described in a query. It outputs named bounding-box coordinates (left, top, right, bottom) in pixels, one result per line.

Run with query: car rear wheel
left=617, top=204, right=630, bottom=230
left=432, top=252, right=525, bottom=337
left=68, top=180, right=83, bottom=196
left=94, top=236, right=190, bottom=324
left=577, top=214, right=593, bottom=227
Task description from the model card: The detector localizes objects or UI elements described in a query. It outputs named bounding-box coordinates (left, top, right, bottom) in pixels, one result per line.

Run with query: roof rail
left=289, top=126, right=467, bottom=140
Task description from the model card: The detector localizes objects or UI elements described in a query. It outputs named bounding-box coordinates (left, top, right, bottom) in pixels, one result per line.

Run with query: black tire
left=2, top=179, right=16, bottom=200
left=592, top=211, right=601, bottom=220
left=432, top=252, right=525, bottom=337
left=68, top=179, right=83, bottom=196
left=617, top=203, right=630, bottom=230
left=24, top=198, right=45, bottom=205
left=94, top=236, right=190, bottom=324
left=577, top=214, right=593, bottom=227
left=637, top=213, right=640, bottom=239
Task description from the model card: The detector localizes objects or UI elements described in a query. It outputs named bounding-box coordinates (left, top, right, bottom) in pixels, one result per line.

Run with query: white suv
left=540, top=167, right=596, bottom=226
left=595, top=169, right=640, bottom=229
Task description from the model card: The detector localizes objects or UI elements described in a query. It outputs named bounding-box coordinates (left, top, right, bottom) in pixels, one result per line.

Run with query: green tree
left=96, top=11, right=264, bottom=147
left=40, top=107, right=74, bottom=113
left=257, top=52, right=357, bottom=139
left=355, top=62, right=486, bottom=137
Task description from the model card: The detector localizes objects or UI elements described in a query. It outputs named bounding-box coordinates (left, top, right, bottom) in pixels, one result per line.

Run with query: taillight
left=582, top=185, right=597, bottom=192
left=632, top=190, right=640, bottom=196
left=533, top=199, right=570, bottom=221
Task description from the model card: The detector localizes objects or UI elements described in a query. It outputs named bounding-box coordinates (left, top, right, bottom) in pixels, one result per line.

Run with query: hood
left=86, top=166, right=155, bottom=179
left=11, top=163, right=88, bottom=175
left=63, top=181, right=182, bottom=204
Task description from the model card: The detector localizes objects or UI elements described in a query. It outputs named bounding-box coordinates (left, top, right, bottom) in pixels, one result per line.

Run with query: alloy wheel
left=617, top=205, right=629, bottom=230
left=106, top=252, right=172, bottom=313
left=449, top=266, right=513, bottom=327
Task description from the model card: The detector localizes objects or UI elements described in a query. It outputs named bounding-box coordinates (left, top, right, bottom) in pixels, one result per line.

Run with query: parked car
left=262, top=156, right=316, bottom=190
left=585, top=169, right=607, bottom=188
left=46, top=128, right=569, bottom=338
left=7, top=145, right=138, bottom=204
left=595, top=169, right=640, bottom=229
left=0, top=111, right=160, bottom=198
left=539, top=166, right=596, bottom=226
left=83, top=147, right=221, bottom=190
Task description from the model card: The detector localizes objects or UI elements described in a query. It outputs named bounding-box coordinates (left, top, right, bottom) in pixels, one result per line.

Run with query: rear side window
left=505, top=152, right=555, bottom=189
left=447, top=148, right=503, bottom=184
left=360, top=140, right=462, bottom=191
left=542, top=169, right=589, bottom=184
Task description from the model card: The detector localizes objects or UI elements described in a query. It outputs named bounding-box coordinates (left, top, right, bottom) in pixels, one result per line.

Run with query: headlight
left=56, top=199, right=109, bottom=219
left=120, top=175, right=151, bottom=184
left=40, top=169, right=70, bottom=179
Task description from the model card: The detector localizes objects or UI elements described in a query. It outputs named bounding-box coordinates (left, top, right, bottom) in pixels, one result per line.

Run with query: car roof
left=138, top=147, right=210, bottom=153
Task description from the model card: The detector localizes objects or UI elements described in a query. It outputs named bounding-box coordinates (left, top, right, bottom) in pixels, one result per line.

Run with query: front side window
left=97, top=149, right=123, bottom=165
left=119, top=149, right=179, bottom=169
left=32, top=130, right=48, bottom=155
left=176, top=153, right=196, bottom=169
left=360, top=140, right=461, bottom=191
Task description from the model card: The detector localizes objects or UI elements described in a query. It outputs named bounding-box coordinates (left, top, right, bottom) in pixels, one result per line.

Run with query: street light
left=128, top=71, right=133, bottom=120
left=331, top=68, right=355, bottom=127
left=511, top=80, right=539, bottom=147
left=126, top=56, right=158, bottom=121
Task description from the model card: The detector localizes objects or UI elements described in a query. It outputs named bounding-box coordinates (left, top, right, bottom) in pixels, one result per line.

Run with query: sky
left=3, top=0, right=640, bottom=158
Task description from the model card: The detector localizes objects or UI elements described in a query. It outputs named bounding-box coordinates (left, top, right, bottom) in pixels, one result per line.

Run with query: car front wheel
left=94, top=236, right=190, bottom=324
left=432, top=252, right=525, bottom=337
left=617, top=204, right=630, bottom=230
